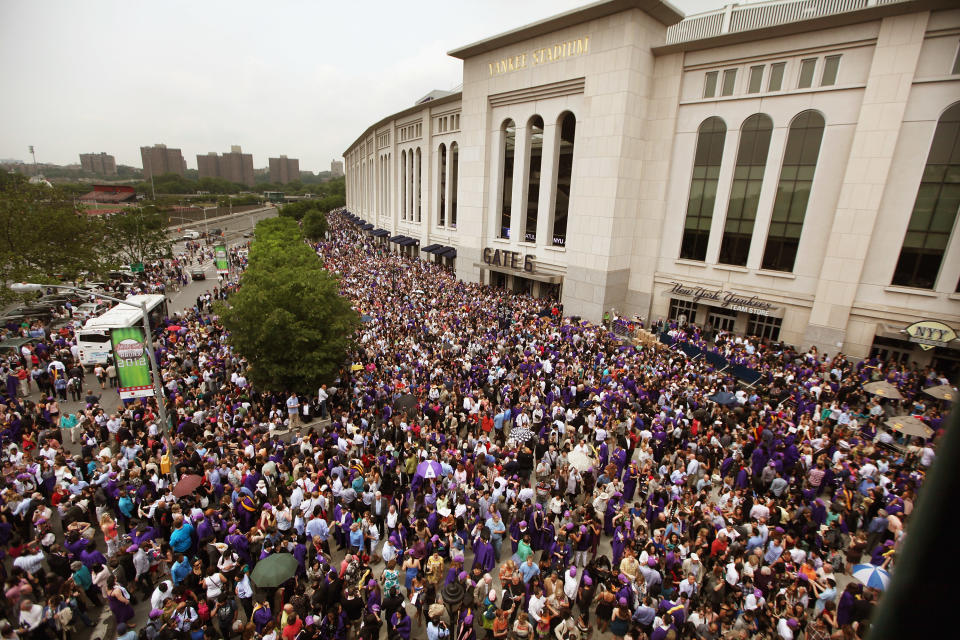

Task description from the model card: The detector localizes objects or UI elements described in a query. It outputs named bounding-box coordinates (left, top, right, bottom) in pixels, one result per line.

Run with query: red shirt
left=282, top=617, right=303, bottom=639
left=710, top=537, right=728, bottom=557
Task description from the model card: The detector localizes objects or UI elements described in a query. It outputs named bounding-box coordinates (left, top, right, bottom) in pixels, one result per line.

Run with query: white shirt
left=528, top=594, right=546, bottom=621
left=776, top=618, right=795, bottom=640
left=236, top=574, right=253, bottom=599
left=151, top=581, right=174, bottom=610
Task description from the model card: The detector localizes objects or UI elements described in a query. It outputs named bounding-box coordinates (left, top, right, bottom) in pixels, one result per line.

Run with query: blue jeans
left=492, top=535, right=503, bottom=559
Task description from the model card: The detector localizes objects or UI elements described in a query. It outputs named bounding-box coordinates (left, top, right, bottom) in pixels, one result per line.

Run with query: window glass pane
left=400, top=150, right=406, bottom=220
left=416, top=148, right=422, bottom=222
left=499, top=120, right=515, bottom=238
left=768, top=62, right=785, bottom=91
left=450, top=143, right=458, bottom=227
left=748, top=66, right=764, bottom=93
left=762, top=111, right=824, bottom=271
left=892, top=103, right=960, bottom=288
left=525, top=116, right=544, bottom=243
left=552, top=113, right=576, bottom=246
left=720, top=114, right=772, bottom=266
left=821, top=55, right=840, bottom=86
left=669, top=298, right=698, bottom=324
left=704, top=71, right=718, bottom=98
left=721, top=69, right=737, bottom=96
left=798, top=59, right=816, bottom=88
left=681, top=117, right=726, bottom=261
left=438, top=144, right=446, bottom=226
left=953, top=42, right=960, bottom=75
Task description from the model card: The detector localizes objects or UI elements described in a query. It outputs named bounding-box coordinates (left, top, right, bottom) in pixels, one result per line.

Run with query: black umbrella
left=709, top=391, right=738, bottom=406
left=394, top=394, right=417, bottom=412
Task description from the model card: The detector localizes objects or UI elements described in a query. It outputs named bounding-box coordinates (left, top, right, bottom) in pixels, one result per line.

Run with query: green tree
left=278, top=200, right=312, bottom=220
left=216, top=217, right=358, bottom=392
left=302, top=209, right=328, bottom=241
left=101, top=206, right=173, bottom=268
left=0, top=173, right=107, bottom=302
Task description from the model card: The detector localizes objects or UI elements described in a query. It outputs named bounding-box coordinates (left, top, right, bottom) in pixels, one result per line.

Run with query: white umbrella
left=863, top=381, right=904, bottom=400
left=851, top=564, right=891, bottom=590
left=923, top=384, right=956, bottom=401
left=567, top=450, right=594, bottom=472
left=885, top=415, right=933, bottom=439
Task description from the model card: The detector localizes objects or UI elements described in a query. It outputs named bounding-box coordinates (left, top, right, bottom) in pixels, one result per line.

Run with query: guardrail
left=665, top=0, right=910, bottom=45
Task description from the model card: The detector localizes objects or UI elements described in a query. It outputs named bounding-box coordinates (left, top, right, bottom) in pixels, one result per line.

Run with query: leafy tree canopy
left=302, top=209, right=328, bottom=242
left=278, top=191, right=345, bottom=221
left=100, top=206, right=173, bottom=268
left=0, top=172, right=108, bottom=303
left=216, top=217, right=358, bottom=393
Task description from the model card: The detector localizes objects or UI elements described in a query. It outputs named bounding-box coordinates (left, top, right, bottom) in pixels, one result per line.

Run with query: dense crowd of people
left=0, top=210, right=948, bottom=640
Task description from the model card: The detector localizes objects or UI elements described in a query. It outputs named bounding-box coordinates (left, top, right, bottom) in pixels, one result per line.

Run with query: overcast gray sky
left=0, top=0, right=724, bottom=173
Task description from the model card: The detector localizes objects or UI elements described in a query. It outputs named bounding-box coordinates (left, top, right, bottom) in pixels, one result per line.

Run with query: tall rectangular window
left=438, top=144, right=447, bottom=227
left=703, top=71, right=718, bottom=98
left=748, top=66, right=764, bottom=94
left=721, top=69, right=737, bottom=96
left=450, top=143, right=458, bottom=228
left=768, top=62, right=785, bottom=91
left=761, top=111, right=825, bottom=272
left=415, top=148, right=422, bottom=222
left=892, top=103, right=960, bottom=289
left=821, top=55, right=841, bottom=86
left=798, top=58, right=817, bottom=88
left=499, top=120, right=516, bottom=239
left=953, top=43, right=960, bottom=74
left=680, top=117, right=727, bottom=261
left=720, top=114, right=773, bottom=266
left=552, top=113, right=576, bottom=247
left=400, top=151, right=407, bottom=220
left=525, top=117, right=544, bottom=243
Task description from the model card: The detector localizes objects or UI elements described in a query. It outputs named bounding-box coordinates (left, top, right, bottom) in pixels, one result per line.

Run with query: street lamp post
left=202, top=206, right=216, bottom=237
left=11, top=283, right=178, bottom=482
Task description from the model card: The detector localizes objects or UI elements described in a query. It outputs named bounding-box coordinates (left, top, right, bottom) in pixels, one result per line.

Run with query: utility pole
left=28, top=145, right=38, bottom=176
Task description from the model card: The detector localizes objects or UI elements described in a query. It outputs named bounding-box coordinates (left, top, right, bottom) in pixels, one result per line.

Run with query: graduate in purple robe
left=471, top=535, right=496, bottom=573
left=530, top=508, right=545, bottom=551
left=389, top=609, right=412, bottom=640
left=226, top=530, right=250, bottom=563
left=623, top=463, right=641, bottom=503
left=611, top=524, right=627, bottom=566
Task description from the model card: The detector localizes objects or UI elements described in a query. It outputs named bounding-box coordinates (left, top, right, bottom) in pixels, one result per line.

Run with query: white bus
left=77, top=294, right=168, bottom=367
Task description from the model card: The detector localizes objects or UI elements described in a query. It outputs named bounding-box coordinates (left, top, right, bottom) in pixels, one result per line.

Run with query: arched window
left=719, top=114, right=773, bottom=266
left=761, top=110, right=825, bottom=272
left=416, top=147, right=422, bottom=222
left=892, top=102, right=960, bottom=289
left=408, top=149, right=414, bottom=222
left=680, top=117, right=726, bottom=261
left=499, top=119, right=516, bottom=238
left=552, top=112, right=576, bottom=246
left=400, top=150, right=407, bottom=220
left=438, top=143, right=447, bottom=227
left=524, top=116, right=544, bottom=243
left=450, top=142, right=459, bottom=228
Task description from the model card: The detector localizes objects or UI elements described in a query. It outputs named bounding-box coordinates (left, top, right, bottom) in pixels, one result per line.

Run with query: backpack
left=217, top=599, right=236, bottom=626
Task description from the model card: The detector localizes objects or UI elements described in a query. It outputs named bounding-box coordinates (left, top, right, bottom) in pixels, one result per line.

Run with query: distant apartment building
left=197, top=145, right=255, bottom=186
left=269, top=155, right=300, bottom=184
left=140, top=144, right=186, bottom=178
left=330, top=159, right=344, bottom=176
left=79, top=152, right=117, bottom=175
